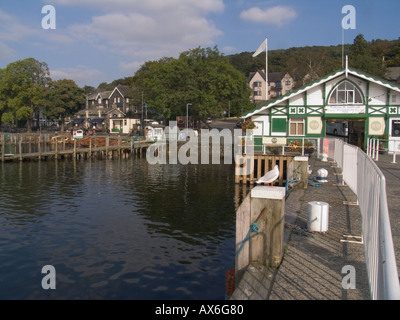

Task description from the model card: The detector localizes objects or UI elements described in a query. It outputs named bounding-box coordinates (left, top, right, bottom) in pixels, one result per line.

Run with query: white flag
left=253, top=38, right=267, bottom=58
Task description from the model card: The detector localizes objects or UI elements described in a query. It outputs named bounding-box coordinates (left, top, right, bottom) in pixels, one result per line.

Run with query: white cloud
left=50, top=0, right=224, bottom=14
left=119, top=61, right=144, bottom=74
left=63, top=1, right=224, bottom=68
left=0, top=10, right=38, bottom=42
left=239, top=6, right=297, bottom=27
left=222, top=46, right=237, bottom=53
left=50, top=65, right=106, bottom=87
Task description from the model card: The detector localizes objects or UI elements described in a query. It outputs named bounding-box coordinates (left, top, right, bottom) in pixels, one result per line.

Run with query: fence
left=327, top=138, right=400, bottom=300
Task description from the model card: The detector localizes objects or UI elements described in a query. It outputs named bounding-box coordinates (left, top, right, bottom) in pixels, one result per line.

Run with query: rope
left=235, top=222, right=259, bottom=258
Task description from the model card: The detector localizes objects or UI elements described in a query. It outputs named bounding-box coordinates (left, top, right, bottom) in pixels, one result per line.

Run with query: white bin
left=307, top=201, right=329, bottom=232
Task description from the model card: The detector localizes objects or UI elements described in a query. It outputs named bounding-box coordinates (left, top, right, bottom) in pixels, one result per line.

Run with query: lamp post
left=186, top=103, right=192, bottom=130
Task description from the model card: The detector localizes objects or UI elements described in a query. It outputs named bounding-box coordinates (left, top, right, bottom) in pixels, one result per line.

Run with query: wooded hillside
left=227, top=35, right=400, bottom=88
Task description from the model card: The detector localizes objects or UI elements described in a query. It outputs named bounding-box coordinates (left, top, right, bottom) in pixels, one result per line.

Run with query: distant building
left=87, top=84, right=139, bottom=115
left=248, top=70, right=295, bottom=103
left=72, top=84, right=142, bottom=133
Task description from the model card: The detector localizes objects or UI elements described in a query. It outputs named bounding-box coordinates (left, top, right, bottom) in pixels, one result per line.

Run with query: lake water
left=0, top=158, right=239, bottom=300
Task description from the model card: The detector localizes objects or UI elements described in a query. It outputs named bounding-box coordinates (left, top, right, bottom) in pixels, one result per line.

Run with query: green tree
left=133, top=47, right=253, bottom=120
left=0, top=58, right=50, bottom=132
left=42, top=79, right=86, bottom=132
left=1, top=112, right=14, bottom=126
left=350, top=34, right=386, bottom=77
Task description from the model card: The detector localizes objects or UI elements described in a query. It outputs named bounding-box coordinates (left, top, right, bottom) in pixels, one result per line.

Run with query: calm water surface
left=0, top=158, right=238, bottom=300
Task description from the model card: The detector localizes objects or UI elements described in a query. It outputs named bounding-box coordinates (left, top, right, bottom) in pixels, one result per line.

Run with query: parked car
left=236, top=119, right=244, bottom=128
left=206, top=117, right=212, bottom=124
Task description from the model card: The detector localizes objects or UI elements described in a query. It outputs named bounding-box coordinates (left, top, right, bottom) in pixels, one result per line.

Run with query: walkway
left=373, top=154, right=400, bottom=277
left=267, top=155, right=371, bottom=299
left=232, top=154, right=372, bottom=300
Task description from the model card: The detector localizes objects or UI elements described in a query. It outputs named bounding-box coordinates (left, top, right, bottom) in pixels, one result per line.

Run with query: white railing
left=328, top=138, right=400, bottom=300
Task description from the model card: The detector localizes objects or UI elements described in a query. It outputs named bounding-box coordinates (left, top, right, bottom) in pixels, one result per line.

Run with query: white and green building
left=242, top=64, right=400, bottom=153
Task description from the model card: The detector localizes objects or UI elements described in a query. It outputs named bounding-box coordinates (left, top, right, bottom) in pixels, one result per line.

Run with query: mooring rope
left=235, top=222, right=259, bottom=258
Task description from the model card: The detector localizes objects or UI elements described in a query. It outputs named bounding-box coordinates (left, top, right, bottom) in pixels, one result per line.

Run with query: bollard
left=235, top=186, right=286, bottom=280
left=293, top=156, right=309, bottom=189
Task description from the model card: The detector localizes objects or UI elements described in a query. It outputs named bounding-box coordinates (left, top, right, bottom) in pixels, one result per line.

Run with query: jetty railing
left=0, top=133, right=150, bottom=162
left=327, top=138, right=400, bottom=300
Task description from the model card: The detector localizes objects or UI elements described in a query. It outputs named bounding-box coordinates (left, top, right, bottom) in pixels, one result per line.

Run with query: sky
left=0, top=0, right=399, bottom=88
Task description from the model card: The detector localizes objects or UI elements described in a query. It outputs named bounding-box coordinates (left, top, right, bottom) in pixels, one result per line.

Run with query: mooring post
left=235, top=186, right=286, bottom=281
left=1, top=134, right=5, bottom=163
left=249, top=186, right=286, bottom=268
left=292, top=156, right=309, bottom=189
left=38, top=134, right=41, bottom=160
left=19, top=135, right=22, bottom=161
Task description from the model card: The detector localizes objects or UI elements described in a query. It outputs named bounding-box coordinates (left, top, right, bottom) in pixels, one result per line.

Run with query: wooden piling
left=1, top=135, right=5, bottom=163
left=235, top=186, right=286, bottom=287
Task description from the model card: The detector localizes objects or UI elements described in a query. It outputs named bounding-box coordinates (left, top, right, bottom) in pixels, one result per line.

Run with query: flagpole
left=265, top=37, right=268, bottom=100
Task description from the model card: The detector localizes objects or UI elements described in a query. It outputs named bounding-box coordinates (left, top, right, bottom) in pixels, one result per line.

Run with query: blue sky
left=0, top=0, right=399, bottom=87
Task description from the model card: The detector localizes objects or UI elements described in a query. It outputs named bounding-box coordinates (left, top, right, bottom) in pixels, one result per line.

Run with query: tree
left=350, top=34, right=386, bottom=77
left=1, top=112, right=14, bottom=126
left=133, top=47, right=253, bottom=120
left=42, top=79, right=85, bottom=132
left=0, top=58, right=50, bottom=132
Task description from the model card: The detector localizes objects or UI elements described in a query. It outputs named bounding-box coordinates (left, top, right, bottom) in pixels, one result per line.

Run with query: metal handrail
left=330, top=138, right=400, bottom=300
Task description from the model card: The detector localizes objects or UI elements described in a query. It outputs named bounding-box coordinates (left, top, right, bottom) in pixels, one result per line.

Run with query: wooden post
left=292, top=156, right=309, bottom=189
left=235, top=186, right=285, bottom=280
left=89, top=138, right=92, bottom=157
left=19, top=135, right=22, bottom=161
left=249, top=186, right=285, bottom=268
left=118, top=136, right=122, bottom=158
left=73, top=139, right=77, bottom=159
left=1, top=134, right=5, bottom=162
left=106, top=136, right=109, bottom=158
left=55, top=136, right=58, bottom=159
left=38, top=134, right=41, bottom=161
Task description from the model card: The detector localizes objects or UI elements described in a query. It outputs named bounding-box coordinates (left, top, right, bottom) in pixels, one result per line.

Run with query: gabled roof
left=243, top=67, right=400, bottom=118
left=248, top=70, right=290, bottom=83
left=108, top=85, right=133, bottom=100
left=268, top=72, right=288, bottom=82
left=248, top=70, right=266, bottom=82
left=88, top=85, right=133, bottom=101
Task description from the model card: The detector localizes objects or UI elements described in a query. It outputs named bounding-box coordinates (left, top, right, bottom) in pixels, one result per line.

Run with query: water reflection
left=0, top=158, right=237, bottom=300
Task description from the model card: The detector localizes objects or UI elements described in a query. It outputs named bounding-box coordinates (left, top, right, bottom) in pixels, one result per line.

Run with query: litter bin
left=307, top=201, right=329, bottom=232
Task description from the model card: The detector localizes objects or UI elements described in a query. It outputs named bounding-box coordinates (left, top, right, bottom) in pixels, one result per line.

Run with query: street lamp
left=186, top=103, right=192, bottom=130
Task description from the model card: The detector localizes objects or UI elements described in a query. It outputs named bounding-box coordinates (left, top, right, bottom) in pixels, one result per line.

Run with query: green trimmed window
left=328, top=81, right=363, bottom=104
left=289, top=118, right=305, bottom=136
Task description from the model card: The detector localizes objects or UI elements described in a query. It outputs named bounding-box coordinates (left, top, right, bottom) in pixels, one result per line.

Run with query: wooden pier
left=0, top=134, right=152, bottom=162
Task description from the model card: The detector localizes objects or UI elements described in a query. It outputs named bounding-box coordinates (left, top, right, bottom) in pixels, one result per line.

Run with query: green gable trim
left=271, top=106, right=287, bottom=115
left=243, top=67, right=400, bottom=119
left=243, top=68, right=347, bottom=118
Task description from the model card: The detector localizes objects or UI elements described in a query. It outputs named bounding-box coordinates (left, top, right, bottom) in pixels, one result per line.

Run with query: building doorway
left=325, top=118, right=366, bottom=149
left=348, top=120, right=365, bottom=149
